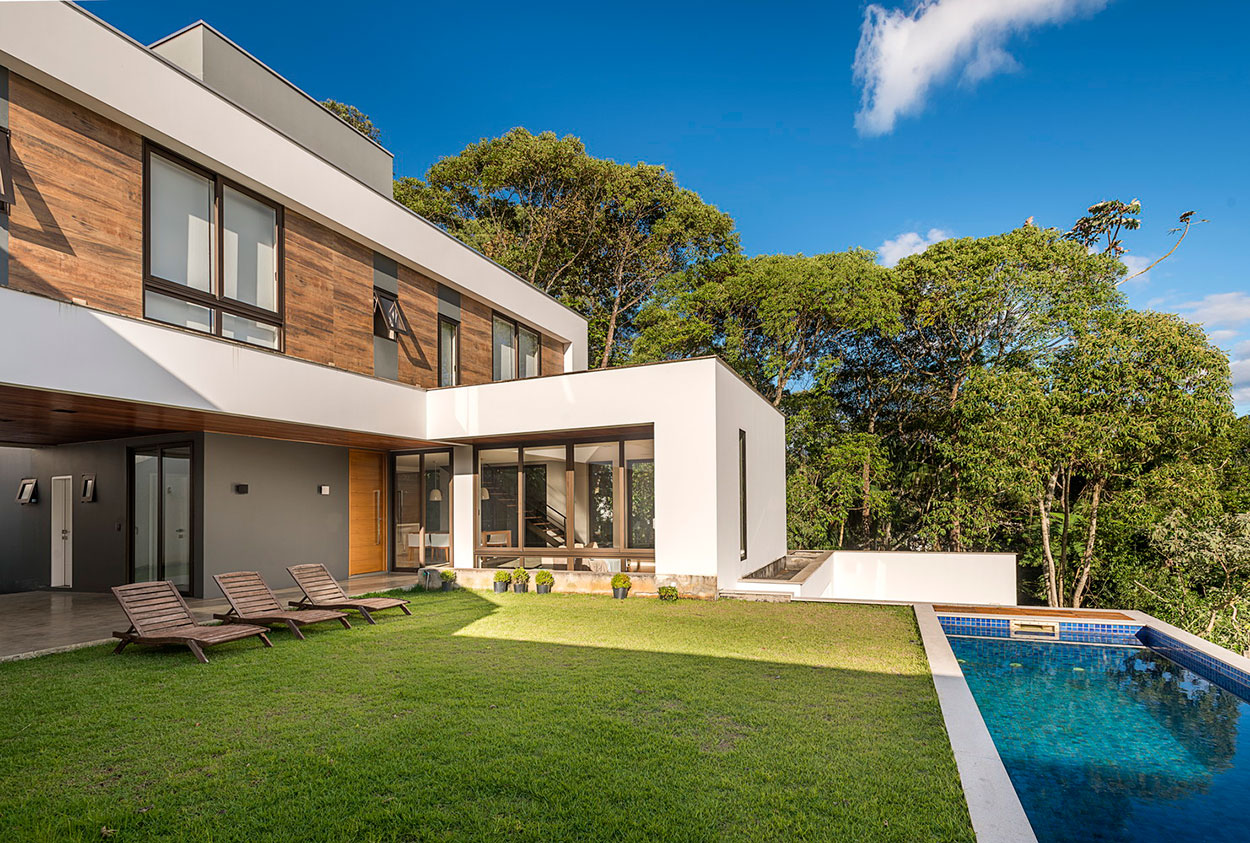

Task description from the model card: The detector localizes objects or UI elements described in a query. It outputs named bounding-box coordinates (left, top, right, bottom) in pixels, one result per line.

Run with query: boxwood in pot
left=534, top=569, right=555, bottom=594
left=493, top=569, right=511, bottom=593
left=611, top=573, right=631, bottom=599
left=440, top=569, right=457, bottom=591
left=511, top=567, right=530, bottom=593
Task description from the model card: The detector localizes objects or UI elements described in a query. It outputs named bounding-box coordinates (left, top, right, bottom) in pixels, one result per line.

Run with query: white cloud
left=1120, top=254, right=1155, bottom=286
left=877, top=228, right=952, bottom=267
left=1230, top=358, right=1250, bottom=408
left=853, top=0, right=1109, bottom=136
left=1179, top=292, right=1250, bottom=332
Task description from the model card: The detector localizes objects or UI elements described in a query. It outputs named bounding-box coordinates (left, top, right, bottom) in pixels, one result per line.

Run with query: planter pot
left=612, top=587, right=630, bottom=600
left=513, top=583, right=529, bottom=593
left=494, top=581, right=509, bottom=593
left=536, top=583, right=552, bottom=594
left=441, top=581, right=454, bottom=591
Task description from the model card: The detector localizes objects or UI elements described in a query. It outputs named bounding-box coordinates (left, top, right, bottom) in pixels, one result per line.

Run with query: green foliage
left=611, top=573, right=632, bottom=590
left=494, top=569, right=511, bottom=583
left=511, top=567, right=531, bottom=584
left=320, top=99, right=381, bottom=143
left=534, top=569, right=555, bottom=586
left=439, top=569, right=457, bottom=582
left=394, top=128, right=737, bottom=367
left=658, top=585, right=679, bottom=602
left=1136, top=513, right=1250, bottom=655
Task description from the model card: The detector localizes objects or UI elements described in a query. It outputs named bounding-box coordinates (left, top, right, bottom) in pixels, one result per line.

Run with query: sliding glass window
left=479, top=448, right=520, bottom=549
left=492, top=314, right=541, bottom=382
left=572, top=442, right=618, bottom=549
left=394, top=450, right=452, bottom=567
left=145, top=146, right=283, bottom=350
left=523, top=447, right=567, bottom=548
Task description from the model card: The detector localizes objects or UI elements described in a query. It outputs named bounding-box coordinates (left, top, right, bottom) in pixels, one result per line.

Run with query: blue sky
left=93, top=0, right=1250, bottom=408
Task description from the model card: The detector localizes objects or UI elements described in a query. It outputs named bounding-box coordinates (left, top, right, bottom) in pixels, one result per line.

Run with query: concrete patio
left=0, top=570, right=427, bottom=662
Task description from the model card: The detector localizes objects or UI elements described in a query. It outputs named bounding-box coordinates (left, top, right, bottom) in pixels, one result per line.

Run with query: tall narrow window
left=439, top=317, right=460, bottom=386
left=0, top=128, right=17, bottom=211
left=518, top=326, right=540, bottom=379
left=739, top=429, right=748, bottom=559
left=625, top=440, right=655, bottom=549
left=493, top=315, right=516, bottom=381
left=145, top=146, right=283, bottom=349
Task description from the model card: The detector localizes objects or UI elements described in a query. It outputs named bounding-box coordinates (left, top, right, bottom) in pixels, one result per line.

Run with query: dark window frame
left=739, top=429, right=748, bottom=560
left=373, top=288, right=409, bottom=341
left=127, top=440, right=198, bottom=597
left=438, top=315, right=461, bottom=387
left=491, top=310, right=542, bottom=382
left=0, top=127, right=14, bottom=212
left=142, top=143, right=285, bottom=350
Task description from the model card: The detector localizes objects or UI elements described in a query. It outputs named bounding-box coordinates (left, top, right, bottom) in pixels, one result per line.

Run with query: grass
left=0, top=590, right=973, bottom=842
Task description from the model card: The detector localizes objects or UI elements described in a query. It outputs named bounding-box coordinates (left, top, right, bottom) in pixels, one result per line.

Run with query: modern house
left=0, top=2, right=786, bottom=602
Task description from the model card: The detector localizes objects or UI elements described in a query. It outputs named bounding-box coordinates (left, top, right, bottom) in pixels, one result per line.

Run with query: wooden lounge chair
left=287, top=563, right=412, bottom=624
left=213, top=571, right=352, bottom=639
left=111, top=580, right=271, bottom=664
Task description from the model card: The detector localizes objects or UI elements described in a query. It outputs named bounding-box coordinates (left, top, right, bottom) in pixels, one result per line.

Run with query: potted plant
left=439, top=569, right=457, bottom=591
left=611, top=573, right=631, bottom=600
left=658, top=585, right=678, bottom=602
left=511, top=567, right=530, bottom=593
left=493, top=569, right=510, bottom=593
left=534, top=569, right=555, bottom=594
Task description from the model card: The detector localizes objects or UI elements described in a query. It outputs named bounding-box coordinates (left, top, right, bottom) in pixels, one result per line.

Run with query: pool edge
left=914, top=603, right=1038, bottom=843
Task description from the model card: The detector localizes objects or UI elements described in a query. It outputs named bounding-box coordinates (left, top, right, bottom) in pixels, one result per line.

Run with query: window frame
left=142, top=143, right=285, bottom=350
left=373, top=288, right=409, bottom=341
left=0, top=127, right=14, bottom=212
left=739, top=429, right=748, bottom=560
left=438, top=315, right=461, bottom=387
left=490, top=310, right=542, bottom=382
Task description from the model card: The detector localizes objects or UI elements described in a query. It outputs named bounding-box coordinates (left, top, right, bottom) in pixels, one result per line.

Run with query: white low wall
left=820, top=552, right=1016, bottom=605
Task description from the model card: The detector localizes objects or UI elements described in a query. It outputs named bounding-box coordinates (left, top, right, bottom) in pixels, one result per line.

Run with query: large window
left=492, top=313, right=541, bottom=382
left=394, top=450, right=452, bottom=568
left=439, top=317, right=460, bottom=386
left=476, top=436, right=654, bottom=572
left=145, top=147, right=283, bottom=349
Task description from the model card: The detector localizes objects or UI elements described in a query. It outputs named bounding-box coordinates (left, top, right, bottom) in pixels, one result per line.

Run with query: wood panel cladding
left=283, top=210, right=374, bottom=375
left=542, top=335, right=565, bottom=376
left=6, top=75, right=143, bottom=316
left=396, top=264, right=439, bottom=388
left=459, top=293, right=495, bottom=386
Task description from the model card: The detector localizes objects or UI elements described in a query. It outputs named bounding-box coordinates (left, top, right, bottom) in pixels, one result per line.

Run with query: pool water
left=948, top=635, right=1250, bottom=843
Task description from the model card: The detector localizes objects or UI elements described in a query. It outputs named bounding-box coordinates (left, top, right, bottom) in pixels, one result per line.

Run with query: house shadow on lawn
left=0, top=588, right=976, bottom=843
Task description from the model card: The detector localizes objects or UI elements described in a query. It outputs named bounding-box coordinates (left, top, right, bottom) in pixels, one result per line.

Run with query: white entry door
left=51, top=475, right=73, bottom=588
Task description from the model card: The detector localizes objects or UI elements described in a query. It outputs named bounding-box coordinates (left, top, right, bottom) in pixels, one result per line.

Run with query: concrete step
left=717, top=590, right=793, bottom=603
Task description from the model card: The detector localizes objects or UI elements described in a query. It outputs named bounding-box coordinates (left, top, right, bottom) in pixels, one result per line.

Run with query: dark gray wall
left=201, top=434, right=348, bottom=598
left=0, top=433, right=204, bottom=594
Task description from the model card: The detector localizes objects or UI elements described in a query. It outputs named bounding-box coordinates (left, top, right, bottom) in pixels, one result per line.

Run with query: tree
left=1064, top=198, right=1206, bottom=285
left=395, top=129, right=736, bottom=366
left=321, top=99, right=382, bottom=143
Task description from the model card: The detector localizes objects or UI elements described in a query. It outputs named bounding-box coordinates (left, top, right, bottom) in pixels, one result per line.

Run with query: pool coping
left=914, top=603, right=1039, bottom=843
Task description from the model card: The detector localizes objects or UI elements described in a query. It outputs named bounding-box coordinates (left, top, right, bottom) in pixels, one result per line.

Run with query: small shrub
left=493, top=570, right=511, bottom=583
left=439, top=569, right=457, bottom=583
left=611, top=573, right=632, bottom=590
left=512, top=567, right=531, bottom=584
left=534, top=570, right=555, bottom=586
left=658, top=585, right=678, bottom=602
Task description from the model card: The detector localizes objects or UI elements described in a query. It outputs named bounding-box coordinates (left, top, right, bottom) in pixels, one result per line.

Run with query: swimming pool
left=947, top=631, right=1250, bottom=843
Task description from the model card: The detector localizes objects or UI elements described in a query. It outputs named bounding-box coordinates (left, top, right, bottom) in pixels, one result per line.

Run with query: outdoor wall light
left=318, top=485, right=331, bottom=496
left=15, top=478, right=36, bottom=505
left=234, top=484, right=249, bottom=495
left=81, top=474, right=96, bottom=503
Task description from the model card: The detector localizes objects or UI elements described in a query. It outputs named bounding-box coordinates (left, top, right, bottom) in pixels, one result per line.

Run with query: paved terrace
left=0, top=571, right=426, bottom=662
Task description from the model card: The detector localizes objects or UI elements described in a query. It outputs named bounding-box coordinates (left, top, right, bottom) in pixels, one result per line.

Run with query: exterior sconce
left=81, top=474, right=96, bottom=503
left=234, top=484, right=249, bottom=495
left=318, top=485, right=331, bottom=496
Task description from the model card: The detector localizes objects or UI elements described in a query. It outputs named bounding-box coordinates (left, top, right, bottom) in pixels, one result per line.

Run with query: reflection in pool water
left=948, top=636, right=1250, bottom=843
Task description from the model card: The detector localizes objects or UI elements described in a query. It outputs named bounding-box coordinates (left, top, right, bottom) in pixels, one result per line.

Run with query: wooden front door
left=349, top=450, right=387, bottom=575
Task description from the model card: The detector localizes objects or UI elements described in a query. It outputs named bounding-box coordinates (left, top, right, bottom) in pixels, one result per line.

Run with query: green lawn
left=0, top=591, right=973, bottom=842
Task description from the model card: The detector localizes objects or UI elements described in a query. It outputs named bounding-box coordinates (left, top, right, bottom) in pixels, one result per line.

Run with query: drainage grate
left=1009, top=619, right=1059, bottom=639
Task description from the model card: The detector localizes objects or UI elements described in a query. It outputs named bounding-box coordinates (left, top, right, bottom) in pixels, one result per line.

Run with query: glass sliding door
left=523, top=446, right=566, bottom=548
left=625, top=439, right=656, bottom=550
left=479, top=448, right=519, bottom=549
left=394, top=450, right=453, bottom=568
left=130, top=442, right=194, bottom=594
left=572, top=442, right=618, bottom=550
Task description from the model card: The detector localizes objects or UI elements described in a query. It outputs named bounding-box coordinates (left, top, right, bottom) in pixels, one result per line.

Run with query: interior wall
left=200, top=433, right=348, bottom=597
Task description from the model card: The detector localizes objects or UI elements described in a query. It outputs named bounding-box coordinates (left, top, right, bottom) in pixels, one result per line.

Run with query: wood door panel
left=348, top=450, right=387, bottom=575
